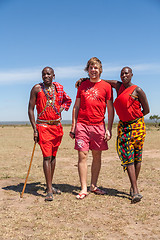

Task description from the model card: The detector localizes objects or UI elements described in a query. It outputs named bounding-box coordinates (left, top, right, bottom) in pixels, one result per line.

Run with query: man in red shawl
left=28, top=66, right=72, bottom=201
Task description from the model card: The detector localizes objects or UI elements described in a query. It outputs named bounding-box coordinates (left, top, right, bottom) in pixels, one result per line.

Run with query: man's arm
left=75, top=78, right=88, bottom=88
left=103, top=80, right=121, bottom=91
left=136, top=87, right=150, bottom=116
left=60, top=90, right=72, bottom=113
left=69, top=98, right=80, bottom=139
left=28, top=85, right=39, bottom=142
left=75, top=78, right=120, bottom=91
left=105, top=100, right=114, bottom=141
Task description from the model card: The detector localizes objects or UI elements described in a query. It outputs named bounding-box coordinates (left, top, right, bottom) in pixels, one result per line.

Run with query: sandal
left=131, top=194, right=142, bottom=204
left=90, top=187, right=106, bottom=195
left=130, top=188, right=143, bottom=200
left=138, top=194, right=143, bottom=200
left=45, top=187, right=61, bottom=195
left=76, top=192, right=89, bottom=200
left=52, top=187, right=61, bottom=195
left=45, top=192, right=53, bottom=201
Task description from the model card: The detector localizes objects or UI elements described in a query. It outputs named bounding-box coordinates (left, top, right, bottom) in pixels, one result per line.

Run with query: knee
left=43, top=156, right=52, bottom=162
left=51, top=156, right=56, bottom=162
left=92, top=150, right=102, bottom=162
left=134, top=161, right=141, bottom=166
left=78, top=151, right=88, bottom=163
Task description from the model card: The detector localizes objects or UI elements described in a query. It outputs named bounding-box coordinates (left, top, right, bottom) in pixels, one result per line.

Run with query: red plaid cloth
left=53, top=82, right=72, bottom=111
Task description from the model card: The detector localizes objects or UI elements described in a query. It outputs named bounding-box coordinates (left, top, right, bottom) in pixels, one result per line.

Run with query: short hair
left=42, top=66, right=54, bottom=74
left=84, top=57, right=103, bottom=75
left=121, top=66, right=133, bottom=73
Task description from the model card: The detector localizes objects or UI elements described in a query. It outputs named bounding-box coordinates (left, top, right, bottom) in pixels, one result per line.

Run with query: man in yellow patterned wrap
left=110, top=67, right=149, bottom=203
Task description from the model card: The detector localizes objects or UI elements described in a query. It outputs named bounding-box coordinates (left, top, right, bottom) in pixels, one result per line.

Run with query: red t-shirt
left=76, top=79, right=113, bottom=125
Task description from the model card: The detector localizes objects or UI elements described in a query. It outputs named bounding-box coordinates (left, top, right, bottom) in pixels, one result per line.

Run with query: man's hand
left=69, top=131, right=75, bottom=139
left=69, top=126, right=75, bottom=139
left=104, top=129, right=112, bottom=142
left=34, top=130, right=39, bottom=143
left=75, top=78, right=88, bottom=88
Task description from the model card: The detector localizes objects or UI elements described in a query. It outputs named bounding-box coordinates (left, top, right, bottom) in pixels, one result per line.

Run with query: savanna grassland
left=0, top=124, right=160, bottom=240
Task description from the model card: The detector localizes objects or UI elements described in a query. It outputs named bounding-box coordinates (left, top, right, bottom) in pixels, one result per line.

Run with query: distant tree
left=149, top=115, right=160, bottom=127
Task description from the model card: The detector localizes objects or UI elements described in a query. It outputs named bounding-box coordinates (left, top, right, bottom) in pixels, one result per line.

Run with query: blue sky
left=0, top=0, right=160, bottom=121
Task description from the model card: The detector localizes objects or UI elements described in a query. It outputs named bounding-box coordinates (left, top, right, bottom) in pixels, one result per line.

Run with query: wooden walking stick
left=20, top=142, right=36, bottom=198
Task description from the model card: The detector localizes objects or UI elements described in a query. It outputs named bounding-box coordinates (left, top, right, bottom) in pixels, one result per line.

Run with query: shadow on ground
left=2, top=182, right=81, bottom=197
left=103, top=187, right=131, bottom=200
left=2, top=182, right=131, bottom=200
left=2, top=182, right=45, bottom=197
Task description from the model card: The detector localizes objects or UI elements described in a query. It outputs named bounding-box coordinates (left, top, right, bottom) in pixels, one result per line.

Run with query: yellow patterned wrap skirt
left=116, top=117, right=146, bottom=171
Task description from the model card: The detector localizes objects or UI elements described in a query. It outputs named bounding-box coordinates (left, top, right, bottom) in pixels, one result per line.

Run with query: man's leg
left=50, top=156, right=61, bottom=194
left=127, top=164, right=139, bottom=195
left=77, top=151, right=88, bottom=194
left=90, top=150, right=102, bottom=191
left=43, top=156, right=53, bottom=193
left=51, top=156, right=56, bottom=182
left=129, top=161, right=141, bottom=195
left=127, top=164, right=143, bottom=203
left=134, top=161, right=141, bottom=180
left=130, top=146, right=142, bottom=195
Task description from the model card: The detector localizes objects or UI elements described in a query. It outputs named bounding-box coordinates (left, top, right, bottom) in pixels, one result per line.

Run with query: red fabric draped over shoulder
left=114, top=84, right=143, bottom=122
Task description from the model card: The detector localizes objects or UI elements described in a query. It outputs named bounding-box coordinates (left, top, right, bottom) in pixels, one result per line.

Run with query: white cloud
left=0, top=63, right=160, bottom=84
left=102, top=63, right=160, bottom=76
left=55, top=66, right=85, bottom=78
left=0, top=68, right=41, bottom=84
left=0, top=66, right=86, bottom=84
left=132, top=63, right=160, bottom=73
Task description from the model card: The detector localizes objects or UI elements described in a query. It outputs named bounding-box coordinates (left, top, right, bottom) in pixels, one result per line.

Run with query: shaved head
left=121, top=66, right=132, bottom=73
left=42, top=66, right=54, bottom=75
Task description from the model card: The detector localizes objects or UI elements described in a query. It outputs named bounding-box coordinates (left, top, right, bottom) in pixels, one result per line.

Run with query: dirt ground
left=0, top=124, right=160, bottom=240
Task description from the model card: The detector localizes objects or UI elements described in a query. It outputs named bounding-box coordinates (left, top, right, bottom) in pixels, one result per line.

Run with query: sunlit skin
left=120, top=67, right=133, bottom=87
left=88, top=64, right=101, bottom=82
left=42, top=67, right=55, bottom=87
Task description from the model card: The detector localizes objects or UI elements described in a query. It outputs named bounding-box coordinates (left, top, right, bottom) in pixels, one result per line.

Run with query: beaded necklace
left=43, top=84, right=55, bottom=105
left=38, top=83, right=60, bottom=118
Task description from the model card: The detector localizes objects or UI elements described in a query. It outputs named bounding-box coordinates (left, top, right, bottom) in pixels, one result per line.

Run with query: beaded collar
left=42, top=83, right=56, bottom=106
left=38, top=83, right=60, bottom=118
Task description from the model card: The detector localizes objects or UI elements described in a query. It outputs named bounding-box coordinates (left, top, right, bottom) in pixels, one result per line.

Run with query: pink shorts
left=75, top=123, right=108, bottom=151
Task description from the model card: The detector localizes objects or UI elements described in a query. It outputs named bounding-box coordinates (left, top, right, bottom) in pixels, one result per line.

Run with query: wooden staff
left=20, top=142, right=36, bottom=198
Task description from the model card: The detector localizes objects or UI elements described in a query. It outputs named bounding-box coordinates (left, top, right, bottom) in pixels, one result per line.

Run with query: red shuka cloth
left=114, top=84, right=143, bottom=122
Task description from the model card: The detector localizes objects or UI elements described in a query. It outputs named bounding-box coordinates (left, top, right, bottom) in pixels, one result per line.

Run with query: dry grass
left=0, top=125, right=160, bottom=240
